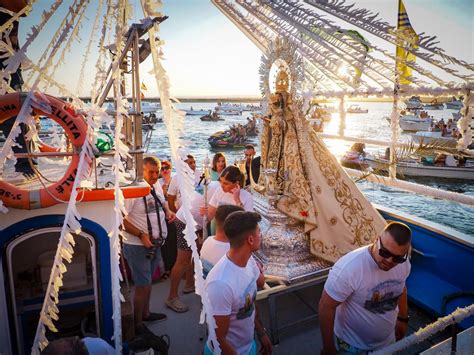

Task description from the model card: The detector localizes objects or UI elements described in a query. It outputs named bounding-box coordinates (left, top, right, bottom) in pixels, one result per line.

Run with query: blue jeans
left=335, top=336, right=370, bottom=355
left=204, top=339, right=256, bottom=355
left=122, top=243, right=161, bottom=287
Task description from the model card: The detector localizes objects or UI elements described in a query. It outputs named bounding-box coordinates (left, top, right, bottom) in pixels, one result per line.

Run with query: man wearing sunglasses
left=319, top=222, right=411, bottom=355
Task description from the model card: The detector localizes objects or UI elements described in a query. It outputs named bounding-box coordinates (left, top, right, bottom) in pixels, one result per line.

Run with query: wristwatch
left=137, top=230, right=144, bottom=239
left=397, top=315, right=410, bottom=323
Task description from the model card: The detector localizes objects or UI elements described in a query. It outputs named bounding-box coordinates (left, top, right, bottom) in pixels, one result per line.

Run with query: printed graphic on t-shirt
left=146, top=196, right=157, bottom=213
left=364, top=280, right=403, bottom=314
left=236, top=281, right=256, bottom=320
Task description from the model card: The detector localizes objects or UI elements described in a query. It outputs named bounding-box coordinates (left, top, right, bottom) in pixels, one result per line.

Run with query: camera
left=146, top=237, right=163, bottom=259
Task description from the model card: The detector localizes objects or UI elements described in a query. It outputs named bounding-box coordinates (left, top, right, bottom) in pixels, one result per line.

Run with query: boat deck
left=134, top=276, right=451, bottom=354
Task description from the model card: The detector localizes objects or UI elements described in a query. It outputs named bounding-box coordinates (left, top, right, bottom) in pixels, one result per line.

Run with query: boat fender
left=0, top=92, right=89, bottom=209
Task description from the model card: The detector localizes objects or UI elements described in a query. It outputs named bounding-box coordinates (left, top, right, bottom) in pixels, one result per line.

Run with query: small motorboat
left=215, top=102, right=244, bottom=112
left=445, top=97, right=464, bottom=110
left=405, top=95, right=423, bottom=110
left=411, top=131, right=457, bottom=147
left=423, top=99, right=444, bottom=110
left=215, top=107, right=241, bottom=116
left=340, top=143, right=369, bottom=170
left=200, top=112, right=224, bottom=121
left=347, top=104, right=368, bottom=113
left=386, top=111, right=433, bottom=131
left=185, top=108, right=212, bottom=116
left=365, top=156, right=474, bottom=180
left=209, top=140, right=248, bottom=149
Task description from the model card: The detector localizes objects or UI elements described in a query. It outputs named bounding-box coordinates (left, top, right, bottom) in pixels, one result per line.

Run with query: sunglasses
left=161, top=166, right=170, bottom=171
left=378, top=238, right=408, bottom=264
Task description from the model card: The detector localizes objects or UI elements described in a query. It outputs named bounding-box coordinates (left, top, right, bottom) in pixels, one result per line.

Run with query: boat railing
left=371, top=304, right=474, bottom=354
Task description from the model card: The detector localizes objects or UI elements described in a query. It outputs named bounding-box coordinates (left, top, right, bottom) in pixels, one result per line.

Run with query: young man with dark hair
left=205, top=211, right=271, bottom=355
left=319, top=222, right=412, bottom=354
left=200, top=204, right=244, bottom=278
left=123, top=156, right=176, bottom=335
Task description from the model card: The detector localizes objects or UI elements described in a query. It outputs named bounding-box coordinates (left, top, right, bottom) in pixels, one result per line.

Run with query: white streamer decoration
left=371, top=304, right=474, bottom=354
left=457, top=90, right=473, bottom=152
left=0, top=0, right=63, bottom=95
left=31, top=100, right=95, bottom=354
left=105, top=0, right=130, bottom=351
left=140, top=0, right=220, bottom=353
left=345, top=168, right=474, bottom=206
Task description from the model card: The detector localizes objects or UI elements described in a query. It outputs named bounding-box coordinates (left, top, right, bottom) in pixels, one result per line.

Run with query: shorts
left=175, top=219, right=191, bottom=251
left=122, top=243, right=161, bottom=287
left=175, top=219, right=203, bottom=251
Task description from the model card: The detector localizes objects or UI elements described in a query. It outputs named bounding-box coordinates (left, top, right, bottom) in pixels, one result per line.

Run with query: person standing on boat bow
left=319, top=222, right=412, bottom=355
left=122, top=156, right=176, bottom=335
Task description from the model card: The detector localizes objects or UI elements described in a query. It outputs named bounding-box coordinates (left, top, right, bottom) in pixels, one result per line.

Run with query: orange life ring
left=0, top=92, right=89, bottom=209
left=38, top=137, right=61, bottom=153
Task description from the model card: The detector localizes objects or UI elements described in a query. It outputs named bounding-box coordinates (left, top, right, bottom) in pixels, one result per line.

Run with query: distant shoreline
left=71, top=95, right=458, bottom=104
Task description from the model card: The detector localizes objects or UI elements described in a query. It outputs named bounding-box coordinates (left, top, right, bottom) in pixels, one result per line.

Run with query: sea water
left=145, top=101, right=473, bottom=237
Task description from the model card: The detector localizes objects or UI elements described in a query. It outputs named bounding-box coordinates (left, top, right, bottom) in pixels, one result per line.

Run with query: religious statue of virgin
left=258, top=43, right=385, bottom=263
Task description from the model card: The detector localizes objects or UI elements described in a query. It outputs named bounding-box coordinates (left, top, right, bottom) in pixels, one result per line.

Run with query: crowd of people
left=116, top=142, right=412, bottom=355
left=429, top=118, right=460, bottom=138
left=208, top=117, right=258, bottom=147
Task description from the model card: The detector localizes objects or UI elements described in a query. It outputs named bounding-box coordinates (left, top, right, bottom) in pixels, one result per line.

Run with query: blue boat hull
left=376, top=205, right=474, bottom=329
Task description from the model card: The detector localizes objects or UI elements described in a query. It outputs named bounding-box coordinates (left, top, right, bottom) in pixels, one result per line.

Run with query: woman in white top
left=201, top=165, right=254, bottom=222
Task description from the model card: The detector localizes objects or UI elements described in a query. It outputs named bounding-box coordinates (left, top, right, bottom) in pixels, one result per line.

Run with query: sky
left=19, top=0, right=474, bottom=98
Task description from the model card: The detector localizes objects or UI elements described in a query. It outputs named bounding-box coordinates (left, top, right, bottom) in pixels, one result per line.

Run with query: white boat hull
left=365, top=158, right=474, bottom=180
left=185, top=110, right=212, bottom=116
left=411, top=132, right=457, bottom=147
left=399, top=119, right=431, bottom=131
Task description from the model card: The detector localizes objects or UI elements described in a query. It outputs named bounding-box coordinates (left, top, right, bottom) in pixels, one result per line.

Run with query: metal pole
left=338, top=95, right=346, bottom=137
left=132, top=31, right=144, bottom=181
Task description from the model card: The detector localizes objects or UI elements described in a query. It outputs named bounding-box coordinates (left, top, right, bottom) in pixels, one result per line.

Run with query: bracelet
left=137, top=230, right=144, bottom=239
left=397, top=315, right=410, bottom=323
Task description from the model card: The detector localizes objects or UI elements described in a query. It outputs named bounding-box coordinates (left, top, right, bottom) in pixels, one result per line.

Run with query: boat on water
left=411, top=131, right=458, bottom=147
left=1, top=0, right=473, bottom=354
left=215, top=109, right=241, bottom=116
left=340, top=143, right=369, bottom=170
left=200, top=112, right=224, bottom=121
left=445, top=97, right=464, bottom=110
left=365, top=156, right=474, bottom=180
left=347, top=104, right=368, bottom=113
left=405, top=95, right=423, bottom=110
left=423, top=99, right=444, bottom=110
left=184, top=108, right=211, bottom=116
left=386, top=111, right=433, bottom=131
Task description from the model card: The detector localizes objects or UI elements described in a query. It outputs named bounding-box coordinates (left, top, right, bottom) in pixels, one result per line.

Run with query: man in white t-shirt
left=205, top=211, right=271, bottom=355
left=123, top=157, right=176, bottom=335
left=319, top=222, right=412, bottom=354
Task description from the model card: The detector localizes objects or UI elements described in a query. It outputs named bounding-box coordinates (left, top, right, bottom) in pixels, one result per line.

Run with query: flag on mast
left=396, top=0, right=419, bottom=85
